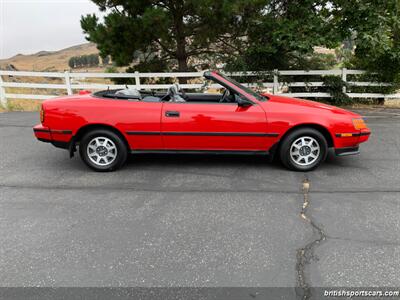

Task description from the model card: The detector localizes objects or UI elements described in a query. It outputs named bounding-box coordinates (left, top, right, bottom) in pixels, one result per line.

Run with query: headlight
left=40, top=105, right=45, bottom=123
left=352, top=118, right=367, bottom=130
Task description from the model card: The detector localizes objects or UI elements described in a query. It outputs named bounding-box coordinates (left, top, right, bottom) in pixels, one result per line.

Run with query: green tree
left=102, top=55, right=110, bottom=65
left=81, top=0, right=266, bottom=81
left=76, top=56, right=84, bottom=67
left=225, top=0, right=343, bottom=71
left=81, top=0, right=400, bottom=94
left=69, top=54, right=100, bottom=68
left=68, top=57, right=76, bottom=69
left=335, top=0, right=400, bottom=92
left=86, top=55, right=91, bottom=66
left=82, top=55, right=89, bottom=67
left=87, top=54, right=100, bottom=67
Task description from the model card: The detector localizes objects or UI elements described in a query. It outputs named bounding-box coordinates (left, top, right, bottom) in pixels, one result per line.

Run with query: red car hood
left=264, top=95, right=360, bottom=117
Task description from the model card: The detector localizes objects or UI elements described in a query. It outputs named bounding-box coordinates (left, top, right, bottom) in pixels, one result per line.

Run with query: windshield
left=217, top=73, right=267, bottom=102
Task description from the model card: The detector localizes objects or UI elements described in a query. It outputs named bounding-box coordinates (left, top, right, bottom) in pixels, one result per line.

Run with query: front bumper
left=334, top=128, right=371, bottom=155
left=334, top=130, right=371, bottom=144
left=335, top=146, right=360, bottom=156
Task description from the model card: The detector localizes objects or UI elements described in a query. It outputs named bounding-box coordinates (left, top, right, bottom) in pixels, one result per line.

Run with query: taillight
left=40, top=105, right=45, bottom=123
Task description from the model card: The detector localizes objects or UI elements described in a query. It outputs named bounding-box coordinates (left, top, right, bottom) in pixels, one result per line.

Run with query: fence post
left=134, top=71, right=141, bottom=89
left=273, top=69, right=279, bottom=94
left=64, top=71, right=72, bottom=95
left=0, top=74, right=7, bottom=109
left=341, top=68, right=347, bottom=94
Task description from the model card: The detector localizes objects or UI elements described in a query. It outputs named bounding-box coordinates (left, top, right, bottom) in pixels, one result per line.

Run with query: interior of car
left=93, top=82, right=238, bottom=104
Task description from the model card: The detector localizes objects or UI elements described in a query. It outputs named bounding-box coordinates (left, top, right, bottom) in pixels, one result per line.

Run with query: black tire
left=79, top=129, right=128, bottom=172
left=279, top=128, right=328, bottom=171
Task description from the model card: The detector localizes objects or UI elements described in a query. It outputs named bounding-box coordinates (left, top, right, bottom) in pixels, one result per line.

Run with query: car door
left=118, top=101, right=164, bottom=150
left=161, top=99, right=271, bottom=151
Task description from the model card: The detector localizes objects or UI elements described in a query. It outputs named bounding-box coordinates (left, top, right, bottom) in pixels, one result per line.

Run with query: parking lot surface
left=0, top=110, right=399, bottom=291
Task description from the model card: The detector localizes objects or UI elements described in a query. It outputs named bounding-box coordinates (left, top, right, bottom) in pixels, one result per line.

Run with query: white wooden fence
left=0, top=68, right=399, bottom=108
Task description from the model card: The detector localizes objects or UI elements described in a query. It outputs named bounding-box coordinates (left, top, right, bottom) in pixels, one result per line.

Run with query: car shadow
left=126, top=153, right=281, bottom=169
left=123, top=149, right=344, bottom=171
left=62, top=149, right=350, bottom=174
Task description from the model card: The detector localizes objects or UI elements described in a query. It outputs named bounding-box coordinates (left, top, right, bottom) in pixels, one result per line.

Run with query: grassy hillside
left=0, top=43, right=102, bottom=72
left=0, top=43, right=116, bottom=111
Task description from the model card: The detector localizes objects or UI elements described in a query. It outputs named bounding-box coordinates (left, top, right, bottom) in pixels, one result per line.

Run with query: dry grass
left=5, top=100, right=42, bottom=111
left=383, top=99, right=400, bottom=108
left=350, top=99, right=400, bottom=109
left=1, top=76, right=118, bottom=112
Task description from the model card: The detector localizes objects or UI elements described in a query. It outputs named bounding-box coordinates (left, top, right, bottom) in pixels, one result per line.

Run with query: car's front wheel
left=279, top=128, right=328, bottom=171
left=79, top=129, right=128, bottom=172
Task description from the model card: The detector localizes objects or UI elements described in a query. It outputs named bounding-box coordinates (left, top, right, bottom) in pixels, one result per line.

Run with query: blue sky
left=0, top=0, right=102, bottom=59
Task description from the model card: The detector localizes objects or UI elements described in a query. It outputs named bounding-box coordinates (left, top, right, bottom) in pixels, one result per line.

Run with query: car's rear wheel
left=279, top=128, right=328, bottom=171
left=79, top=129, right=128, bottom=172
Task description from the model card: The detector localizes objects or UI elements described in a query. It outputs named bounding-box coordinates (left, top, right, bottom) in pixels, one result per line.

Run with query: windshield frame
left=211, top=72, right=268, bottom=102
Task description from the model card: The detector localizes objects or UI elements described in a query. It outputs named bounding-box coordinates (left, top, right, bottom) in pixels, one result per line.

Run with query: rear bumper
left=33, top=124, right=70, bottom=149
left=33, top=124, right=52, bottom=140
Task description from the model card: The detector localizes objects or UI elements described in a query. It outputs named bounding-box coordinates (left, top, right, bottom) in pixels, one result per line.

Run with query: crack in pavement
left=296, top=178, right=327, bottom=300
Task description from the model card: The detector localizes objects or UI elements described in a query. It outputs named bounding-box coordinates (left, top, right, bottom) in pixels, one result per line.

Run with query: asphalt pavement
left=0, top=110, right=399, bottom=294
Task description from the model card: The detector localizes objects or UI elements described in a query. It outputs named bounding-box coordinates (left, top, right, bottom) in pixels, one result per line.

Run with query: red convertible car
left=33, top=71, right=370, bottom=172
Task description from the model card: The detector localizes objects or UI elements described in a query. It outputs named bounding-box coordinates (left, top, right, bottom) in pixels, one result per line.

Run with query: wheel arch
left=270, top=123, right=334, bottom=158
left=70, top=123, right=130, bottom=157
left=282, top=123, right=333, bottom=147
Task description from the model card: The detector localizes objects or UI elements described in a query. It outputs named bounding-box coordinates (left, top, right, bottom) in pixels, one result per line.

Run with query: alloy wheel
left=289, top=136, right=320, bottom=166
left=86, top=137, right=118, bottom=166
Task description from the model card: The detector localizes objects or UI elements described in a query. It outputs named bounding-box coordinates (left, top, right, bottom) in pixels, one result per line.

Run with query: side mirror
left=236, top=95, right=252, bottom=107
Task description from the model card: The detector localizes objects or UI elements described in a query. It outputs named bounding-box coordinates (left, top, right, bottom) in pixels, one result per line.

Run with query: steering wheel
left=160, top=92, right=170, bottom=101
left=219, top=89, right=231, bottom=103
left=178, top=84, right=188, bottom=100
left=160, top=84, right=176, bottom=101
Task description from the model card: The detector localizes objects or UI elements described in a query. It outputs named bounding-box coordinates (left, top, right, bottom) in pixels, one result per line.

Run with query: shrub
left=322, top=75, right=352, bottom=106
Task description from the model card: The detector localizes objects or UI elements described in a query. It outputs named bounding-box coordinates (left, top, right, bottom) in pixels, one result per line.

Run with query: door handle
left=165, top=111, right=180, bottom=117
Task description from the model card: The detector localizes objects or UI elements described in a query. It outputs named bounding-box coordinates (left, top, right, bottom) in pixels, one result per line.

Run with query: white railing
left=0, top=68, right=399, bottom=108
